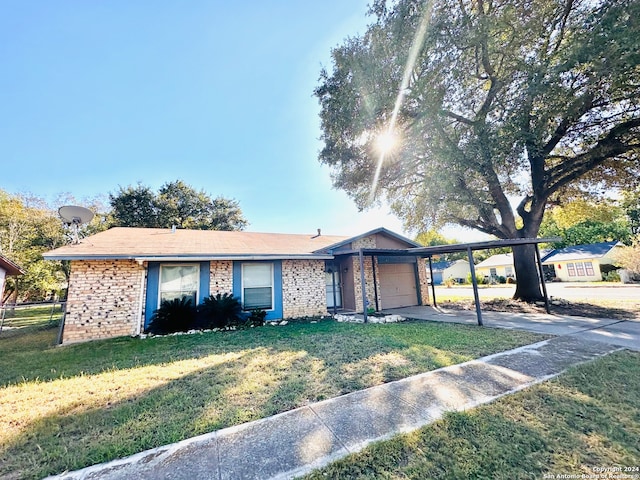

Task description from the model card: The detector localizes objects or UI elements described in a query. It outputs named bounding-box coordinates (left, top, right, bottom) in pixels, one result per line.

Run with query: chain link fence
left=0, top=301, right=66, bottom=344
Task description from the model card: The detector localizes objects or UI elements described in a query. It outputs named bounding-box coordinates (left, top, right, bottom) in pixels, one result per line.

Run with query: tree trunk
left=512, top=244, right=543, bottom=302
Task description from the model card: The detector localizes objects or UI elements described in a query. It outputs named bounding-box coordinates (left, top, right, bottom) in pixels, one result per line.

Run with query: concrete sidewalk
left=48, top=335, right=622, bottom=480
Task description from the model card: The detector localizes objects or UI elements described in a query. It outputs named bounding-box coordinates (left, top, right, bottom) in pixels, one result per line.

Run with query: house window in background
left=567, top=263, right=576, bottom=277
left=575, top=262, right=586, bottom=276
left=242, top=263, right=273, bottom=310
left=159, top=265, right=199, bottom=306
left=584, top=262, right=595, bottom=276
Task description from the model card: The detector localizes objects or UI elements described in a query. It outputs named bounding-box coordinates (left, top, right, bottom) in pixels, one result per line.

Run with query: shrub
left=443, top=277, right=456, bottom=287
left=198, top=293, right=245, bottom=329
left=466, top=273, right=487, bottom=285
left=147, top=297, right=196, bottom=334
left=603, top=270, right=621, bottom=282
left=506, top=277, right=517, bottom=284
left=248, top=308, right=267, bottom=327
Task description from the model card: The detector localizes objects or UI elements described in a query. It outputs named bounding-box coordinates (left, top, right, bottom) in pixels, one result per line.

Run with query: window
left=567, top=263, right=576, bottom=277
left=584, top=262, right=595, bottom=276
left=242, top=263, right=273, bottom=310
left=575, top=262, right=585, bottom=276
left=489, top=268, right=497, bottom=277
left=505, top=266, right=513, bottom=277
left=159, top=265, right=199, bottom=306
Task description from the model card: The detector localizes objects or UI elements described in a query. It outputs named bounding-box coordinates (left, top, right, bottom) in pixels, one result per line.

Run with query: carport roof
left=333, top=237, right=559, bottom=257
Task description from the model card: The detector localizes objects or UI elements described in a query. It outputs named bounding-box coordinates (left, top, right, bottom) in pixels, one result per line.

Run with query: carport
left=339, top=237, right=559, bottom=326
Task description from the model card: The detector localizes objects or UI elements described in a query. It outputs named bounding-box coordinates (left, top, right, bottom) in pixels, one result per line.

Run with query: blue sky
left=0, top=2, right=478, bottom=239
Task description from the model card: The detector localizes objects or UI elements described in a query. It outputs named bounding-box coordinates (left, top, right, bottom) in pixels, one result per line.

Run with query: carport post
left=428, top=256, right=437, bottom=307
left=359, top=249, right=368, bottom=323
left=467, top=246, right=483, bottom=326
left=535, top=244, right=551, bottom=314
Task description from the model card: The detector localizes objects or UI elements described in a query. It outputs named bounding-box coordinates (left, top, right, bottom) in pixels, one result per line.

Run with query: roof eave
left=43, top=253, right=335, bottom=262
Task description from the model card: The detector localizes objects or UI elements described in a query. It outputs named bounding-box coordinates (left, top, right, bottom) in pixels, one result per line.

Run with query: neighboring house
left=428, top=260, right=470, bottom=285
left=0, top=255, right=24, bottom=304
left=474, top=254, right=515, bottom=280
left=43, top=227, right=430, bottom=344
left=541, top=241, right=623, bottom=282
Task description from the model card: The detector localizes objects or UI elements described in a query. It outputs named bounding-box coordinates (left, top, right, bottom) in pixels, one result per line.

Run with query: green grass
left=302, top=350, right=640, bottom=480
left=0, top=318, right=548, bottom=479
left=1, top=304, right=63, bottom=330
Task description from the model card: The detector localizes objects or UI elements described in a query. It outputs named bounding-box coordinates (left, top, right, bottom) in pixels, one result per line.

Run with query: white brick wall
left=210, top=261, right=233, bottom=295
left=281, top=259, right=327, bottom=318
left=63, top=260, right=144, bottom=344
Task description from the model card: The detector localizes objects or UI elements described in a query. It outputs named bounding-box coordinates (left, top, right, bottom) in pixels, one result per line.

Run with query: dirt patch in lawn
left=440, top=297, right=640, bottom=321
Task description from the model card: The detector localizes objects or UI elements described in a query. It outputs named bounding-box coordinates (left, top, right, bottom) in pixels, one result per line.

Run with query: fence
left=0, top=301, right=66, bottom=344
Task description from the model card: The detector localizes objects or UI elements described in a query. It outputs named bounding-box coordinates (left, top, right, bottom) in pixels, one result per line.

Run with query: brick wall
left=351, top=236, right=379, bottom=312
left=417, top=259, right=430, bottom=305
left=210, top=260, right=233, bottom=295
left=281, top=259, right=327, bottom=318
left=63, top=260, right=144, bottom=344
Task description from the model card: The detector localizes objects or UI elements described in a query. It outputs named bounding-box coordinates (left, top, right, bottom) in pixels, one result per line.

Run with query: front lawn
left=302, top=350, right=640, bottom=479
left=0, top=318, right=548, bottom=479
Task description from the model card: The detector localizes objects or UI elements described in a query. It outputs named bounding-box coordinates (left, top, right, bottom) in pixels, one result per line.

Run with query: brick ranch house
left=43, top=227, right=429, bottom=344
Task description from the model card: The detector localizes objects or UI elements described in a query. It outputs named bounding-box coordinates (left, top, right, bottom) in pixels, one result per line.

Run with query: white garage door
left=379, top=263, right=418, bottom=309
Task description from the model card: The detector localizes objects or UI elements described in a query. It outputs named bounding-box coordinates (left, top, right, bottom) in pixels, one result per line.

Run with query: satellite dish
left=59, top=205, right=94, bottom=244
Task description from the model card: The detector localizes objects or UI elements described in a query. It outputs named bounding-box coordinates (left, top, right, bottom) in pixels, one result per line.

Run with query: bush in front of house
left=248, top=308, right=267, bottom=327
left=148, top=297, right=197, bottom=334
left=198, top=293, right=246, bottom=329
left=466, top=273, right=487, bottom=285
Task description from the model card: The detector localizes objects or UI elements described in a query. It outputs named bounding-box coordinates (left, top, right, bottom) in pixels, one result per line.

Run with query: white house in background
left=541, top=241, right=624, bottom=282
left=0, top=255, right=24, bottom=303
left=474, top=254, right=515, bottom=280
left=428, top=260, right=470, bottom=284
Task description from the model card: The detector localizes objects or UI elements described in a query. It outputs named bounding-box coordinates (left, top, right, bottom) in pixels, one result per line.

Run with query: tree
left=0, top=191, right=66, bottom=302
left=539, top=199, right=632, bottom=247
left=315, top=0, right=640, bottom=301
left=414, top=229, right=466, bottom=260
left=109, top=180, right=248, bottom=231
left=621, top=187, right=640, bottom=237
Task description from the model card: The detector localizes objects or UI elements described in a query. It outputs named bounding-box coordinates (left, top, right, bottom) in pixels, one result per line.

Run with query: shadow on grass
left=304, top=351, right=640, bottom=479
left=0, top=320, right=544, bottom=387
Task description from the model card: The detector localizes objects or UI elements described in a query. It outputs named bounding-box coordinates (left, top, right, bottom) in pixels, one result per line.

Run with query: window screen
left=159, top=265, right=199, bottom=306
left=243, top=263, right=273, bottom=310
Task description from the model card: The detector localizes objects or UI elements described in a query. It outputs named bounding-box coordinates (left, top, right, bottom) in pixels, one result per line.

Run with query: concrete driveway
left=383, top=306, right=640, bottom=351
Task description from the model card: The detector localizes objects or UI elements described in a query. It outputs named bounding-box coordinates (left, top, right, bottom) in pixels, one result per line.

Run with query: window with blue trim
left=242, top=263, right=273, bottom=310
left=159, top=264, right=199, bottom=306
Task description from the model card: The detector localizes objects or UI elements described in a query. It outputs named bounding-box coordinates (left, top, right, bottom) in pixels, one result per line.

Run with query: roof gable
left=314, top=227, right=420, bottom=253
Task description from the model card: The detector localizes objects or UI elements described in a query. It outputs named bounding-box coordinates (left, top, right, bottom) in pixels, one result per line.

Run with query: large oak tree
left=315, top=0, right=640, bottom=300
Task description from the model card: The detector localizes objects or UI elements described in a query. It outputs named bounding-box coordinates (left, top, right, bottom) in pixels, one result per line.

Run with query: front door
left=325, top=271, right=342, bottom=309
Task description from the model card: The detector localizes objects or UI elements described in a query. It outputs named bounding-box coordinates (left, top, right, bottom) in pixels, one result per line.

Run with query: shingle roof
left=430, top=260, right=456, bottom=271
left=475, top=253, right=513, bottom=268
left=42, top=227, right=351, bottom=261
left=541, top=241, right=622, bottom=263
